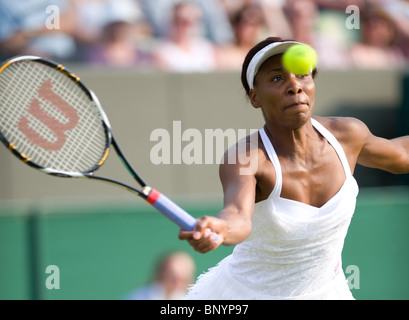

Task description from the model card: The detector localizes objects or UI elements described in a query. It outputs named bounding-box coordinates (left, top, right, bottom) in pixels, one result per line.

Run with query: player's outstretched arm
left=179, top=137, right=259, bottom=253
left=352, top=120, right=409, bottom=174
left=321, top=116, right=409, bottom=175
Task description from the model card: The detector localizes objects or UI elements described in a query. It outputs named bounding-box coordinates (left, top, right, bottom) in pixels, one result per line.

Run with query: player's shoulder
left=219, top=130, right=261, bottom=173
left=313, top=116, right=370, bottom=140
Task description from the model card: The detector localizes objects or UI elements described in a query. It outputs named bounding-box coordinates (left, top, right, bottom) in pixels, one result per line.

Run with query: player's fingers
left=188, top=228, right=220, bottom=253
left=178, top=217, right=207, bottom=240
left=178, top=229, right=193, bottom=240
left=192, top=216, right=214, bottom=240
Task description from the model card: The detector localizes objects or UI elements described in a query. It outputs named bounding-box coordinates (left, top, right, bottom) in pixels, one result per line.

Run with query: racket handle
left=146, top=188, right=220, bottom=242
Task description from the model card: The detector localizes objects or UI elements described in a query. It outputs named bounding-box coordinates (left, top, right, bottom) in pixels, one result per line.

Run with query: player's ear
left=249, top=89, right=261, bottom=109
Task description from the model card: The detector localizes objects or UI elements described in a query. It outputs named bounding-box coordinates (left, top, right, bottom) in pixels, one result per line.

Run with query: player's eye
left=272, top=75, right=284, bottom=82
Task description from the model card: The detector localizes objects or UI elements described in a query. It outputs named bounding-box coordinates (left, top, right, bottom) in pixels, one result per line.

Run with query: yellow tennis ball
left=282, top=44, right=317, bottom=75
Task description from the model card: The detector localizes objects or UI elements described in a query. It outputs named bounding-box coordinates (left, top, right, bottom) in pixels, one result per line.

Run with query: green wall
left=1, top=187, right=408, bottom=300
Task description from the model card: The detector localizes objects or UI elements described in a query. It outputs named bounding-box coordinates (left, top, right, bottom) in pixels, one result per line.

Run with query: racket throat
left=143, top=186, right=158, bottom=203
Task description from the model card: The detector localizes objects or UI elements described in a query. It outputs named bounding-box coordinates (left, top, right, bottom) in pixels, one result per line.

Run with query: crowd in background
left=0, top=0, right=409, bottom=72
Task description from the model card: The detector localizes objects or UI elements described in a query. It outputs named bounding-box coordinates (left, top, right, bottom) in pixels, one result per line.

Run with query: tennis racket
left=0, top=55, right=218, bottom=239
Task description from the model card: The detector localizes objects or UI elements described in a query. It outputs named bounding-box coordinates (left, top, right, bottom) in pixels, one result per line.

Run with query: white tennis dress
left=186, top=119, right=359, bottom=300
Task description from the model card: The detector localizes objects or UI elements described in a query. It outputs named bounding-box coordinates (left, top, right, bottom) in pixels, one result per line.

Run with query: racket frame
left=0, top=55, right=149, bottom=195
left=0, top=55, right=209, bottom=234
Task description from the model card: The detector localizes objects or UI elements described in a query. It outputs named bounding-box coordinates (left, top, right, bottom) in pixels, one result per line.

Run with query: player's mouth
left=284, top=102, right=309, bottom=110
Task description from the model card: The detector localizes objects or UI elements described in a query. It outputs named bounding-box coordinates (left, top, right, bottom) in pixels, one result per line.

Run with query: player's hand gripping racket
left=0, top=55, right=219, bottom=241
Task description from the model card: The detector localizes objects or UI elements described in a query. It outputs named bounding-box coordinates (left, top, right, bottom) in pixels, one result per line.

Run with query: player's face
left=250, top=54, right=315, bottom=129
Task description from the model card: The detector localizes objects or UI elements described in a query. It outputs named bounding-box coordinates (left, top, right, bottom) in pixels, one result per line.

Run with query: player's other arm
left=338, top=117, right=409, bottom=174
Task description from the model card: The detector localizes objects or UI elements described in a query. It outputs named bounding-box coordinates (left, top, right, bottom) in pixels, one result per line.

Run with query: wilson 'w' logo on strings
left=18, top=80, right=79, bottom=151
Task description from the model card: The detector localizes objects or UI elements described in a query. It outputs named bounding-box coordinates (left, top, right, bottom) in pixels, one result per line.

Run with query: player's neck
left=264, top=119, right=317, bottom=158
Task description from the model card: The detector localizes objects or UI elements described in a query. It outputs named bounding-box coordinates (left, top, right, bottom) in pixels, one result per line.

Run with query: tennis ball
left=282, top=44, right=317, bottom=75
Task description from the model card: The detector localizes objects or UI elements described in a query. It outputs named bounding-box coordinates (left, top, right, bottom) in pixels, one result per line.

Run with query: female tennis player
left=178, top=37, right=409, bottom=300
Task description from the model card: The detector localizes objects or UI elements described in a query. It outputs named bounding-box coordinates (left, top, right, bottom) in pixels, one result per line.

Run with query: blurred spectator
left=285, top=0, right=353, bottom=69
left=378, top=0, right=409, bottom=61
left=258, top=0, right=293, bottom=39
left=153, top=1, right=219, bottom=72
left=2, top=0, right=407, bottom=70
left=0, top=0, right=77, bottom=61
left=81, top=0, right=154, bottom=67
left=221, top=0, right=292, bottom=39
left=72, top=0, right=153, bottom=63
left=221, top=0, right=248, bottom=19
left=218, top=4, right=268, bottom=70
left=85, top=20, right=154, bottom=68
left=124, top=251, right=195, bottom=300
left=138, top=0, right=234, bottom=45
left=350, top=3, right=407, bottom=69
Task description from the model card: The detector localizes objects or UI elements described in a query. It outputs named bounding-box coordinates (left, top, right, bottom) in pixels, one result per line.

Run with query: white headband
left=246, top=41, right=302, bottom=90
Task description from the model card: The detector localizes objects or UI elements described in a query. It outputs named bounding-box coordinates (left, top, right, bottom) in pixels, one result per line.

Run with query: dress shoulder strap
left=259, top=128, right=282, bottom=198
left=311, top=118, right=352, bottom=177
left=259, top=119, right=352, bottom=200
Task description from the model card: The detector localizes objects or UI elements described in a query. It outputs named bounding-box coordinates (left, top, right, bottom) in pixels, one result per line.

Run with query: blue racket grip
left=146, top=188, right=220, bottom=242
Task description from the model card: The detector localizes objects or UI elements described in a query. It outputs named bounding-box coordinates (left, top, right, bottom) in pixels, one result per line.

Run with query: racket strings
left=0, top=60, right=108, bottom=172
